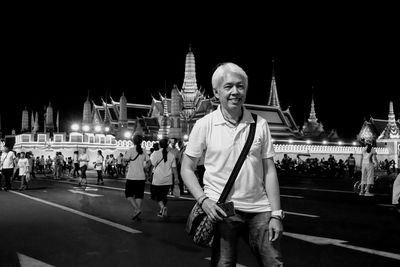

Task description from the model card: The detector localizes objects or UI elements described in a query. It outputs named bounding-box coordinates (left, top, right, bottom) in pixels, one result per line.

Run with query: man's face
left=214, top=71, right=247, bottom=112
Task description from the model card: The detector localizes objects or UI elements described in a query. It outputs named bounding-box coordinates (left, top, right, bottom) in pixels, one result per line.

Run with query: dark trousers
left=97, top=170, right=103, bottom=182
left=80, top=165, right=87, bottom=179
left=73, top=163, right=80, bottom=177
left=1, top=168, right=13, bottom=189
left=348, top=165, right=355, bottom=178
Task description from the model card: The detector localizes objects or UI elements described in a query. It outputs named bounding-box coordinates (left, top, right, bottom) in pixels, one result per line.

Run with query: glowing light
left=338, top=141, right=343, bottom=145
left=94, top=125, right=102, bottom=132
left=124, top=131, right=132, bottom=139
left=157, top=134, right=163, bottom=140
left=82, top=125, right=90, bottom=132
left=322, top=140, right=328, bottom=145
left=352, top=141, right=357, bottom=146
left=288, top=139, right=293, bottom=144
left=71, top=124, right=80, bottom=131
left=104, top=126, right=110, bottom=132
left=306, top=140, right=311, bottom=144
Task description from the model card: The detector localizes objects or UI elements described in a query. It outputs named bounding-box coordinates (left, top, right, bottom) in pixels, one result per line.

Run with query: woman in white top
left=94, top=150, right=104, bottom=185
left=359, top=141, right=378, bottom=196
left=150, top=138, right=179, bottom=218
left=18, top=152, right=30, bottom=190
left=123, top=134, right=150, bottom=220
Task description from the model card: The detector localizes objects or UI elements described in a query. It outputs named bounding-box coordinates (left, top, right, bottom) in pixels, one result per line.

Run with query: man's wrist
left=271, top=210, right=285, bottom=220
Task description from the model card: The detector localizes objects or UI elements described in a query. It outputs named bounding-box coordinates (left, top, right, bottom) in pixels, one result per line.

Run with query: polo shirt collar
left=214, top=105, right=255, bottom=126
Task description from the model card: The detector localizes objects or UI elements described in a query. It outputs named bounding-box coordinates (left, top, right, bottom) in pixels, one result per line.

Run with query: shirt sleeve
left=185, top=118, right=207, bottom=158
left=261, top=120, right=276, bottom=159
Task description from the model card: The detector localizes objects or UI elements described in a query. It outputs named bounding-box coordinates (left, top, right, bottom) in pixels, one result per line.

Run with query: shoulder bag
left=185, top=113, right=257, bottom=247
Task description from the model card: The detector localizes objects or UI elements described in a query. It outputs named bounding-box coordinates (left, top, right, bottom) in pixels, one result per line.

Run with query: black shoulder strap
left=218, top=113, right=257, bottom=203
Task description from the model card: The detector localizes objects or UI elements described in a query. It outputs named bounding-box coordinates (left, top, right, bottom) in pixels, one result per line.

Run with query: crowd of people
left=275, top=152, right=396, bottom=180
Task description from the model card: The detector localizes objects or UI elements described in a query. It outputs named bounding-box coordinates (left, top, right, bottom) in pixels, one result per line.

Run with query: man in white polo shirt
left=1, top=145, right=16, bottom=191
left=181, top=62, right=284, bottom=266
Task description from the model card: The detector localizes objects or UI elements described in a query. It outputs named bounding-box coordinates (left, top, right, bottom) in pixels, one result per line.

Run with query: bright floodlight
left=104, top=126, right=110, bottom=132
left=94, top=125, right=102, bottom=132
left=183, top=134, right=189, bottom=141
left=288, top=139, right=293, bottom=144
left=352, top=141, right=357, bottom=146
left=71, top=123, right=80, bottom=131
left=338, top=141, right=343, bottom=145
left=306, top=140, right=311, bottom=144
left=82, top=125, right=90, bottom=132
left=124, top=131, right=132, bottom=139
left=322, top=140, right=328, bottom=145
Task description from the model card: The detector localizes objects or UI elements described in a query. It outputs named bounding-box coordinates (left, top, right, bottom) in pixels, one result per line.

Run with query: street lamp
left=71, top=123, right=80, bottom=131
left=124, top=131, right=132, bottom=139
left=94, top=125, right=102, bottom=132
left=82, top=125, right=90, bottom=132
left=104, top=126, right=110, bottom=132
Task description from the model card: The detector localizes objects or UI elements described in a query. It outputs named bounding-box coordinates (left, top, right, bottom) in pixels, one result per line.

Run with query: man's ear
left=213, top=88, right=219, bottom=99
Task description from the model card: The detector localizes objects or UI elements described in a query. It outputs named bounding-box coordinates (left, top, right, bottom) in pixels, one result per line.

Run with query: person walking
left=359, top=140, right=378, bottom=196
left=345, top=153, right=356, bottom=179
left=94, top=150, right=104, bottom=185
left=17, top=152, right=30, bottom=190
left=150, top=138, right=179, bottom=218
left=181, top=62, right=284, bottom=266
left=123, top=134, right=150, bottom=220
left=0, top=145, right=16, bottom=191
left=78, top=148, right=90, bottom=187
left=72, top=151, right=80, bottom=178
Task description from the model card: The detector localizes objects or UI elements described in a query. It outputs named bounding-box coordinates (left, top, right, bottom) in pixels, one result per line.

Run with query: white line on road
left=281, top=194, right=304, bottom=199
left=10, top=190, right=141, bottom=234
left=205, top=257, right=247, bottom=267
left=284, top=232, right=400, bottom=261
left=18, top=253, right=55, bottom=267
left=285, top=211, right=319, bottom=218
left=68, top=189, right=103, bottom=197
left=281, top=186, right=354, bottom=194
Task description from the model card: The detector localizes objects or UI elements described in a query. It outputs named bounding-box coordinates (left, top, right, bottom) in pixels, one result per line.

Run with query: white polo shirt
left=185, top=106, right=275, bottom=212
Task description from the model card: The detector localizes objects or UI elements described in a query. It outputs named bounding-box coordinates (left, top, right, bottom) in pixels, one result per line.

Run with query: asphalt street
left=0, top=171, right=399, bottom=267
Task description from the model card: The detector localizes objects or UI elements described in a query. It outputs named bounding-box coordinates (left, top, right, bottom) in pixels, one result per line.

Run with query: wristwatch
left=271, top=210, right=285, bottom=220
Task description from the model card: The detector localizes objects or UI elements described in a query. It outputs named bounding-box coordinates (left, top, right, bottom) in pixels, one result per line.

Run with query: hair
left=153, top=142, right=159, bottom=151
left=159, top=138, right=169, bottom=162
left=211, top=62, right=248, bottom=91
left=133, top=134, right=143, bottom=154
left=366, top=143, right=372, bottom=153
left=97, top=150, right=103, bottom=156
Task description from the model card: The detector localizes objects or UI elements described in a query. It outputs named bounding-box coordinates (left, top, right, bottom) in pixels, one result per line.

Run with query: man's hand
left=268, top=218, right=283, bottom=242
left=201, top=198, right=227, bottom=222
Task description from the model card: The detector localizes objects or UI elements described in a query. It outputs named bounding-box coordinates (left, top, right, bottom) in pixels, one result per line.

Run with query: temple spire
left=308, top=93, right=318, bottom=123
left=379, top=101, right=400, bottom=139
left=267, top=59, right=281, bottom=108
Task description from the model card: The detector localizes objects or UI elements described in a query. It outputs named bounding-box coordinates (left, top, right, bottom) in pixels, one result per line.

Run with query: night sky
left=2, top=10, right=399, bottom=141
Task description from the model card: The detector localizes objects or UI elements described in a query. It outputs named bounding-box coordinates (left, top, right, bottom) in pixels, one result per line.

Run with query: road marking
left=281, top=194, right=303, bottom=199
left=18, top=253, right=55, bottom=267
left=205, top=257, right=247, bottom=267
left=72, top=186, right=99, bottom=191
left=10, top=191, right=141, bottom=234
left=284, top=232, right=400, bottom=260
left=68, top=189, right=103, bottom=197
left=285, top=211, right=319, bottom=218
left=281, top=186, right=354, bottom=194
left=377, top=204, right=395, bottom=207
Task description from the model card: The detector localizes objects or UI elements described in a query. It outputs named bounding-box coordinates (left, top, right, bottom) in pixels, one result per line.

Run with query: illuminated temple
left=83, top=46, right=302, bottom=142
left=5, top=45, right=399, bottom=168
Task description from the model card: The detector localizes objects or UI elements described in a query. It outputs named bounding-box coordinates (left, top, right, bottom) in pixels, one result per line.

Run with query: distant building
left=301, top=95, right=339, bottom=141
left=358, top=101, right=400, bottom=145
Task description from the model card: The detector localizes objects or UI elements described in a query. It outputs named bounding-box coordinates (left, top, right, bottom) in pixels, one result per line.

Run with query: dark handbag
left=186, top=113, right=257, bottom=247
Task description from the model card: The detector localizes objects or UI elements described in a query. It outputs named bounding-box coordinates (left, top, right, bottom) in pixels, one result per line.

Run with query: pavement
left=0, top=171, right=399, bottom=267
